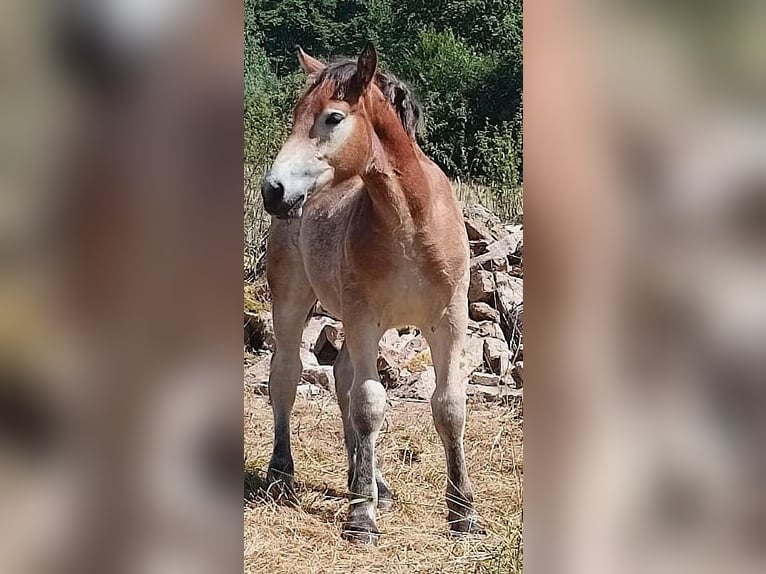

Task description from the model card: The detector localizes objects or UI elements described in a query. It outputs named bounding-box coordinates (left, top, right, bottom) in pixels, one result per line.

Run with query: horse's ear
left=356, top=42, right=378, bottom=88
left=297, top=46, right=325, bottom=75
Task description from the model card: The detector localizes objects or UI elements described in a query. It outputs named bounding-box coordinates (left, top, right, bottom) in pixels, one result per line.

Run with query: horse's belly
left=369, top=269, right=454, bottom=330
left=301, top=240, right=450, bottom=329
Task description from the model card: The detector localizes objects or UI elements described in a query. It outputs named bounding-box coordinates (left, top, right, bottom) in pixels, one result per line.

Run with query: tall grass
left=454, top=179, right=523, bottom=224
left=244, top=164, right=270, bottom=276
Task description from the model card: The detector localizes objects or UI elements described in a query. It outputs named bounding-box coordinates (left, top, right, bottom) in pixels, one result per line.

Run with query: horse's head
left=261, top=43, right=379, bottom=219
left=261, top=43, right=421, bottom=219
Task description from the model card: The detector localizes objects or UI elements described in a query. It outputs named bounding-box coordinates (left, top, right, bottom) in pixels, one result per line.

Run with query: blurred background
left=526, top=1, right=766, bottom=573
left=3, top=0, right=766, bottom=573
left=0, top=1, right=242, bottom=573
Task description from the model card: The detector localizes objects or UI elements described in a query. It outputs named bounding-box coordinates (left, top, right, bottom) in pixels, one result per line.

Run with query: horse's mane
left=310, top=59, right=424, bottom=139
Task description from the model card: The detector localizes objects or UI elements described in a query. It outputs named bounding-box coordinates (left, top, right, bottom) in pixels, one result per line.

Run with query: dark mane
left=311, top=59, right=423, bottom=139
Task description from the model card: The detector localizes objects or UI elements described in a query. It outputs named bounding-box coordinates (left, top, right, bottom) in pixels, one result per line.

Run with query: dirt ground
left=244, top=392, right=522, bottom=573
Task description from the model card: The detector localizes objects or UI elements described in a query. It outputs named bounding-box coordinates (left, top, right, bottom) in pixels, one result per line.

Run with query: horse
left=261, top=42, right=482, bottom=543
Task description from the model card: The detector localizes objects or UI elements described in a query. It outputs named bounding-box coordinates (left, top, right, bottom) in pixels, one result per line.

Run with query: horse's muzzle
left=261, top=175, right=303, bottom=219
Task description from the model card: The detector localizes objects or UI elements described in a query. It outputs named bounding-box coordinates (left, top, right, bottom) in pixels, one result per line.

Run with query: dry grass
left=405, top=350, right=433, bottom=373
left=244, top=165, right=270, bottom=275
left=244, top=282, right=271, bottom=313
left=453, top=180, right=523, bottom=225
left=244, top=392, right=522, bottom=573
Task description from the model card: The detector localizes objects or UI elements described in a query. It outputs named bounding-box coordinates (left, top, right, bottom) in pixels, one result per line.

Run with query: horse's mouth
left=273, top=197, right=305, bottom=220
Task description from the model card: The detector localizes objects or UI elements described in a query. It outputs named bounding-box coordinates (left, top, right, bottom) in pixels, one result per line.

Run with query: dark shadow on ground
left=244, top=468, right=348, bottom=511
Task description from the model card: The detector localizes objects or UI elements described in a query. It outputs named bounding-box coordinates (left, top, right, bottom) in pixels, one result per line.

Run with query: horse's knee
left=431, top=386, right=466, bottom=439
left=270, top=347, right=301, bottom=375
left=349, top=379, right=386, bottom=435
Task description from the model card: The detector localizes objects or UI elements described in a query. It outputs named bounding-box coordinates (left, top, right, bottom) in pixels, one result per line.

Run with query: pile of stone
left=244, top=204, right=523, bottom=406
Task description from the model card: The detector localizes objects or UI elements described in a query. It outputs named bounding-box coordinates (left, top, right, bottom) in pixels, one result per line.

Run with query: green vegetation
left=244, top=0, right=523, bottom=270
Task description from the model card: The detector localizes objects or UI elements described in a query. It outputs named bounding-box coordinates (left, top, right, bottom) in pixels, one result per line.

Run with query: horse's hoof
left=342, top=519, right=380, bottom=545
left=265, top=469, right=297, bottom=504
left=449, top=513, right=486, bottom=538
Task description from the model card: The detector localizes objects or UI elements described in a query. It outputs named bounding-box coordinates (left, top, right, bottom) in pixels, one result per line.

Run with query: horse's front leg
left=334, top=343, right=394, bottom=511
left=425, top=294, right=484, bottom=535
left=341, top=319, right=386, bottom=544
left=265, top=232, right=316, bottom=499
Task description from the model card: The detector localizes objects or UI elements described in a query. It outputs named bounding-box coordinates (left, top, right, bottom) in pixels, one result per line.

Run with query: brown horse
left=261, top=43, right=482, bottom=543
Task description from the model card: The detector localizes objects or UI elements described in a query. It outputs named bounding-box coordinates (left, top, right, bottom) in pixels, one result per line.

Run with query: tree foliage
left=244, top=0, right=522, bottom=205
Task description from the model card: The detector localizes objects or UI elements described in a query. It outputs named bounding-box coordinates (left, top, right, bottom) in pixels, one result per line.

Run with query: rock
left=400, top=334, right=429, bottom=357
left=460, top=333, right=485, bottom=379
left=470, top=235, right=517, bottom=271
left=494, top=272, right=523, bottom=313
left=379, top=330, right=428, bottom=366
left=469, top=302, right=501, bottom=323
left=296, top=383, right=323, bottom=398
left=302, top=316, right=338, bottom=351
left=483, top=337, right=512, bottom=376
left=399, top=367, right=436, bottom=401
left=502, top=303, right=523, bottom=357
left=463, top=204, right=508, bottom=243
left=377, top=355, right=400, bottom=389
left=465, top=218, right=495, bottom=243
left=479, top=256, right=509, bottom=273
left=300, top=347, right=319, bottom=367
left=376, top=329, right=432, bottom=392
left=244, top=311, right=274, bottom=351
left=511, top=361, right=523, bottom=388
left=376, top=330, right=401, bottom=389
left=494, top=273, right=523, bottom=349
left=469, top=239, right=490, bottom=257
left=302, top=365, right=335, bottom=393
left=314, top=324, right=344, bottom=365
left=506, top=224, right=524, bottom=264
left=476, top=321, right=506, bottom=341
left=244, top=354, right=271, bottom=389
left=468, top=269, right=495, bottom=304
left=466, top=384, right=523, bottom=404
left=471, top=372, right=502, bottom=387
left=379, top=328, right=401, bottom=348
left=250, top=383, right=269, bottom=396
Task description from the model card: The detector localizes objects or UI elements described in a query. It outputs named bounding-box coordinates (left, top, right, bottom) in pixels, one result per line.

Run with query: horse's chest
left=298, top=197, right=458, bottom=328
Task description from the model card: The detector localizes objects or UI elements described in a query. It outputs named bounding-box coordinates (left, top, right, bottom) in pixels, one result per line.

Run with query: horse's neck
left=361, top=112, right=430, bottom=229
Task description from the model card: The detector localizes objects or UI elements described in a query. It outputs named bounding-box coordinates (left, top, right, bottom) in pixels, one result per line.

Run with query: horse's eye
left=325, top=112, right=345, bottom=126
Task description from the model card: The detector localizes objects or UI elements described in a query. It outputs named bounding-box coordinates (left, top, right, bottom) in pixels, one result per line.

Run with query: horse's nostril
left=261, top=177, right=285, bottom=211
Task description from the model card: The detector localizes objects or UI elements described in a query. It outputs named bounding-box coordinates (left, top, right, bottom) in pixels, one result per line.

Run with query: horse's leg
left=334, top=343, right=393, bottom=511
left=265, top=228, right=316, bottom=498
left=425, top=294, right=484, bottom=535
left=341, top=320, right=386, bottom=543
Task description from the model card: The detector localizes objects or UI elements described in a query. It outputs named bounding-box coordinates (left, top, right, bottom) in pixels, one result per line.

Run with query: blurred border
left=0, top=2, right=244, bottom=573
left=526, top=1, right=766, bottom=573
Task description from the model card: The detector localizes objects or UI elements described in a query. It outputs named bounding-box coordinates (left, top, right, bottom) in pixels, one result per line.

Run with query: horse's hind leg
left=340, top=319, right=386, bottom=543
left=334, top=343, right=393, bottom=511
left=265, top=227, right=316, bottom=498
left=425, top=294, right=484, bottom=535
